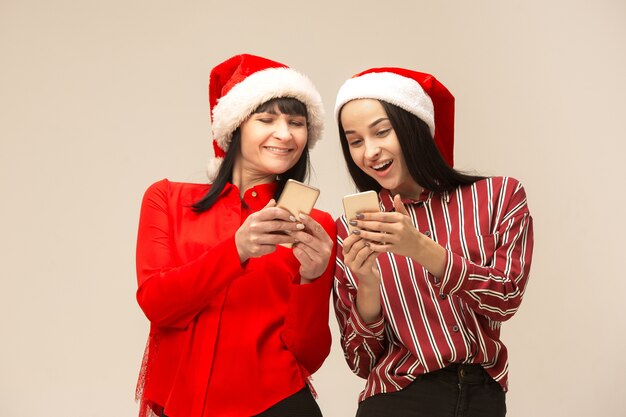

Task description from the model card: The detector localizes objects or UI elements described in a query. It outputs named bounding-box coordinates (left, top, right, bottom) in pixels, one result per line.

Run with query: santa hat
left=334, top=67, right=454, bottom=167
left=207, top=54, right=325, bottom=180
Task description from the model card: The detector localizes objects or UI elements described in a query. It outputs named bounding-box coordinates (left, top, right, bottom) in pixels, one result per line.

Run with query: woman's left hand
left=290, top=213, right=333, bottom=283
left=352, top=194, right=447, bottom=278
left=351, top=194, right=424, bottom=259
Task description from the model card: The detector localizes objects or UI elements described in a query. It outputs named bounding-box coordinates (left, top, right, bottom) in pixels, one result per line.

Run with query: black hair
left=338, top=100, right=485, bottom=194
left=192, top=97, right=310, bottom=212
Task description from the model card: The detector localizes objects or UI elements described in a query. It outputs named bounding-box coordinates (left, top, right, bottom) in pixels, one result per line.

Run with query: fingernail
left=352, top=229, right=361, bottom=235
left=356, top=213, right=364, bottom=219
left=298, top=213, right=307, bottom=220
left=349, top=220, right=357, bottom=226
left=296, top=223, right=305, bottom=230
left=364, top=241, right=370, bottom=247
left=289, top=215, right=297, bottom=222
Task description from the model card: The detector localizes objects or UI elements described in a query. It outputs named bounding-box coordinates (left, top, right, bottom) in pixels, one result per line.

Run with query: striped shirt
left=333, top=176, right=534, bottom=402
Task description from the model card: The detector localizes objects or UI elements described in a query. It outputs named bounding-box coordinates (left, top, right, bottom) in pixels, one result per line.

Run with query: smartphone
left=276, top=179, right=320, bottom=247
left=342, top=190, right=380, bottom=233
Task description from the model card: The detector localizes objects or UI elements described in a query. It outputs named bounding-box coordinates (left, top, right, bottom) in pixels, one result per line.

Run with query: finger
left=393, top=194, right=409, bottom=215
left=357, top=211, right=403, bottom=223
left=354, top=244, right=378, bottom=269
left=293, top=242, right=315, bottom=264
left=254, top=232, right=298, bottom=246
left=342, top=232, right=365, bottom=255
left=291, top=232, right=333, bottom=267
left=350, top=219, right=395, bottom=234
left=255, top=219, right=305, bottom=233
left=258, top=206, right=299, bottom=222
left=367, top=241, right=391, bottom=253
left=358, top=229, right=396, bottom=244
left=357, top=220, right=396, bottom=237
left=344, top=236, right=368, bottom=260
left=298, top=213, right=329, bottom=240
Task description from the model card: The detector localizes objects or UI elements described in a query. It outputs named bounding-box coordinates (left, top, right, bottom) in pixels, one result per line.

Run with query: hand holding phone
left=276, top=179, right=320, bottom=247
left=342, top=190, right=380, bottom=233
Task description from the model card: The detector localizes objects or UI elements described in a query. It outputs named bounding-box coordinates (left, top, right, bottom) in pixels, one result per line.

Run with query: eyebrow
left=344, top=117, right=389, bottom=135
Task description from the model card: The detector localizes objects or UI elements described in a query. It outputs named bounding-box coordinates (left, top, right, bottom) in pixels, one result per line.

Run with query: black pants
left=254, top=386, right=322, bottom=417
left=162, top=387, right=322, bottom=417
left=356, top=364, right=506, bottom=417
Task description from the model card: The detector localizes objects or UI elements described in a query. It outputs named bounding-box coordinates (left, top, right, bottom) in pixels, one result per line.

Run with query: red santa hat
left=334, top=67, right=455, bottom=167
left=207, top=54, right=325, bottom=180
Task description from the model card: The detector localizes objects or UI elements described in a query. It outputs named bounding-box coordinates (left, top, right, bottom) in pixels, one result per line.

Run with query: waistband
left=425, top=363, right=494, bottom=385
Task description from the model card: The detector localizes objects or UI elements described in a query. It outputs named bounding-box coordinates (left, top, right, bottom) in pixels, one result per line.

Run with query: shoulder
left=142, top=179, right=211, bottom=206
left=457, top=176, right=527, bottom=198
left=464, top=176, right=531, bottom=214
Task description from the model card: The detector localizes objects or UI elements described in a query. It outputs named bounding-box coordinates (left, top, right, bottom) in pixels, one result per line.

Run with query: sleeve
left=135, top=180, right=246, bottom=329
left=438, top=179, right=534, bottom=321
left=332, top=216, right=387, bottom=379
left=280, top=211, right=337, bottom=376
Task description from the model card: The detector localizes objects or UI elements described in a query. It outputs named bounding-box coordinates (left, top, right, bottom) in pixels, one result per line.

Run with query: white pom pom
left=206, top=157, right=223, bottom=183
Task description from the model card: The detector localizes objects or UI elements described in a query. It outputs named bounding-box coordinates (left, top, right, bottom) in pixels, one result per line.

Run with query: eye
left=257, top=117, right=273, bottom=124
left=375, top=128, right=391, bottom=137
left=289, top=119, right=306, bottom=127
left=348, top=138, right=363, bottom=147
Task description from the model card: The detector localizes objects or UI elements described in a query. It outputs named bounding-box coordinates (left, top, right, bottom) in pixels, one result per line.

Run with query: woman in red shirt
left=333, top=68, right=534, bottom=416
left=134, top=54, right=336, bottom=417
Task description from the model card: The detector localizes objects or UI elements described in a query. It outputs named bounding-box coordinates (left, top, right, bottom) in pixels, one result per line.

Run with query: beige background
left=1, top=0, right=625, bottom=416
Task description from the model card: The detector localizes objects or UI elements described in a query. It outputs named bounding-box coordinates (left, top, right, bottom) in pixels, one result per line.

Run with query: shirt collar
left=228, top=181, right=278, bottom=211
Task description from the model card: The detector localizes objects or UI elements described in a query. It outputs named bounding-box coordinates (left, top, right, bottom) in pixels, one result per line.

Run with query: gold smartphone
left=276, top=179, right=320, bottom=247
left=342, top=190, right=380, bottom=233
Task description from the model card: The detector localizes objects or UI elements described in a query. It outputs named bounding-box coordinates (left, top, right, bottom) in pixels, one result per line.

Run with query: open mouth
left=371, top=160, right=392, bottom=171
left=264, top=146, right=293, bottom=155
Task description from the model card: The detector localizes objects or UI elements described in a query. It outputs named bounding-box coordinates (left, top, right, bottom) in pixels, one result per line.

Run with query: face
left=236, top=105, right=308, bottom=180
left=340, top=99, right=421, bottom=197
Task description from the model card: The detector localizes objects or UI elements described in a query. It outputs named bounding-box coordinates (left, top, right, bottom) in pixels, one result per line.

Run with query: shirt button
left=251, top=191, right=258, bottom=197
left=452, top=325, right=459, bottom=332
left=424, top=230, right=431, bottom=237
left=439, top=293, right=446, bottom=300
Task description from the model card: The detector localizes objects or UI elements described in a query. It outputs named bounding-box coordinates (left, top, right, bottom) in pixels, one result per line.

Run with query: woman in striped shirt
left=333, top=68, right=534, bottom=417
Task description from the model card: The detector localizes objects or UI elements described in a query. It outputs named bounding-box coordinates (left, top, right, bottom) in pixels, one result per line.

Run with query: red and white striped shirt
left=333, top=176, right=534, bottom=402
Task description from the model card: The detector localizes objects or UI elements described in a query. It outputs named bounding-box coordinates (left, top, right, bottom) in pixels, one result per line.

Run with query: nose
left=364, top=139, right=380, bottom=160
left=272, top=120, right=292, bottom=140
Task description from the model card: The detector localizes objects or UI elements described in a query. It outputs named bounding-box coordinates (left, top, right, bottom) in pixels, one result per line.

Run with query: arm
left=439, top=182, right=534, bottom=321
left=332, top=218, right=387, bottom=379
left=135, top=180, right=245, bottom=329
left=358, top=180, right=534, bottom=322
left=281, top=211, right=336, bottom=375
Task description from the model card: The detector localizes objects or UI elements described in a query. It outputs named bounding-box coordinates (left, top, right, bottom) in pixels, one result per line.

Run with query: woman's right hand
left=342, top=232, right=382, bottom=323
left=235, top=199, right=304, bottom=263
left=342, top=232, right=380, bottom=287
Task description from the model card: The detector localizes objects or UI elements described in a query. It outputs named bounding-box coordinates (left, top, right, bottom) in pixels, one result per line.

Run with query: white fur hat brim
left=334, top=72, right=435, bottom=137
left=211, top=67, right=325, bottom=153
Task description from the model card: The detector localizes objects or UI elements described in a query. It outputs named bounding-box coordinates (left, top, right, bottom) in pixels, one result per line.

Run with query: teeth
left=265, top=147, right=290, bottom=154
left=372, top=160, right=392, bottom=170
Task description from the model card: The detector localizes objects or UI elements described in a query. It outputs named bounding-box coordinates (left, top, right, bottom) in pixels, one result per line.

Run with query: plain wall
left=1, top=0, right=625, bottom=416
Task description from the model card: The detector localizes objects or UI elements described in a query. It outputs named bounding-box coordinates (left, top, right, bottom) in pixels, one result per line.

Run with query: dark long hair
left=192, top=97, right=310, bottom=212
left=338, top=100, right=484, bottom=194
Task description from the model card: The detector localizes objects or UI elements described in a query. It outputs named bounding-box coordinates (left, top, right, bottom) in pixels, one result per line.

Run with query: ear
left=393, top=194, right=409, bottom=215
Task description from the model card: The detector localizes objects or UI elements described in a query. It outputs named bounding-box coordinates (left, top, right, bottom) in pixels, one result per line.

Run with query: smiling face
left=340, top=99, right=422, bottom=198
left=234, top=103, right=308, bottom=186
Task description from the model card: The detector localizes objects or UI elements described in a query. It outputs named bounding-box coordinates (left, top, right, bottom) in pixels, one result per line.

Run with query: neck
left=232, top=161, right=276, bottom=197
left=391, top=184, right=424, bottom=200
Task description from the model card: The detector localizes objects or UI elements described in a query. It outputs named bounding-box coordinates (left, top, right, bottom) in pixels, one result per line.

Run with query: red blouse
left=135, top=179, right=336, bottom=417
